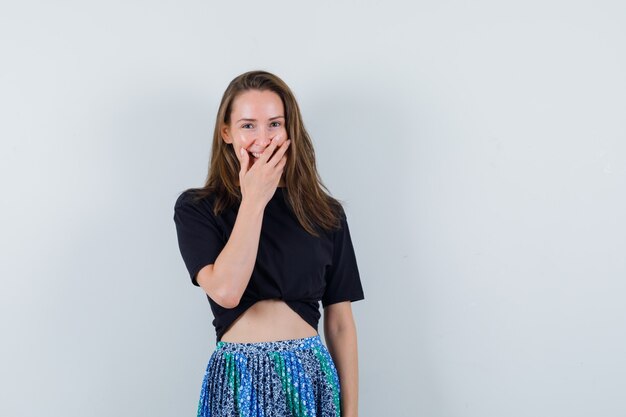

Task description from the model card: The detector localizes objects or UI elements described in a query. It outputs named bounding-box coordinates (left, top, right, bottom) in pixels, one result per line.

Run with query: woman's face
left=222, top=89, right=288, bottom=165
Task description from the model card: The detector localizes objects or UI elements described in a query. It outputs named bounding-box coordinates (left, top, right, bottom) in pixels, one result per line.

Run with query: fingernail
left=240, top=148, right=245, bottom=156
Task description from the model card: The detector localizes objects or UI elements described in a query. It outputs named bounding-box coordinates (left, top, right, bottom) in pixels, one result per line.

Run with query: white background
left=1, top=1, right=625, bottom=416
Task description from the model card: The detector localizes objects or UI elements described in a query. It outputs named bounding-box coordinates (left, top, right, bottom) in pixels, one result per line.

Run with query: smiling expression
left=221, top=89, right=288, bottom=164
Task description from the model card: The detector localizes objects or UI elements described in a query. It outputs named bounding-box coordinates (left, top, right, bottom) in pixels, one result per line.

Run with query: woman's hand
left=237, top=134, right=291, bottom=208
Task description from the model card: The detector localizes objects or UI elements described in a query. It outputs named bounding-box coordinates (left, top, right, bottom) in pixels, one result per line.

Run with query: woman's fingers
left=240, top=135, right=290, bottom=189
left=239, top=146, right=249, bottom=177
left=278, top=153, right=288, bottom=170
left=268, top=138, right=291, bottom=166
left=254, top=135, right=280, bottom=164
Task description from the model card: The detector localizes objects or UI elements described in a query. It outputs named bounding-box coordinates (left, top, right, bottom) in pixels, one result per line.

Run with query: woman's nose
left=256, top=130, right=273, bottom=146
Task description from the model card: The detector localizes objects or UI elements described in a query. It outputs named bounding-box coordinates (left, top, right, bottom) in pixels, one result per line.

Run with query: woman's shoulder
left=174, top=187, right=216, bottom=209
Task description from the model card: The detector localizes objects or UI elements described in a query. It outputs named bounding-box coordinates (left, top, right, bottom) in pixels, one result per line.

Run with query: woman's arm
left=324, top=301, right=360, bottom=417
left=197, top=199, right=265, bottom=308
left=198, top=136, right=289, bottom=307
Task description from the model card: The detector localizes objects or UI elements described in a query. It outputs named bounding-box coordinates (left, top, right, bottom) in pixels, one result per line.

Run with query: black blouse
left=173, top=187, right=365, bottom=343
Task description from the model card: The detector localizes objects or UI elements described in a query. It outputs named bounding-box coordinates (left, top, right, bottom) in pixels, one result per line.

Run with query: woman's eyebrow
left=236, top=116, right=285, bottom=123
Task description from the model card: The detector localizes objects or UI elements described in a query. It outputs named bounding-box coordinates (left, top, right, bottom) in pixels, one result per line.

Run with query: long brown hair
left=182, top=70, right=346, bottom=236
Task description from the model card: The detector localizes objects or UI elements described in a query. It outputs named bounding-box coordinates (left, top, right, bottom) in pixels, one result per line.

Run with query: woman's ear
left=221, top=125, right=232, bottom=143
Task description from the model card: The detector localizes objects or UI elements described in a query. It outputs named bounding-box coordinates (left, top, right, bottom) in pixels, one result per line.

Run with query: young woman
left=173, top=70, right=365, bottom=417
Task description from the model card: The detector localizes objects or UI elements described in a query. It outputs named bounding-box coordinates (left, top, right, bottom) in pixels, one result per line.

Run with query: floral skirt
left=196, top=334, right=341, bottom=417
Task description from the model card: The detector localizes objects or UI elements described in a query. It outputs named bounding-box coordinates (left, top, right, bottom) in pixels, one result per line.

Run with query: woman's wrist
left=239, top=198, right=265, bottom=220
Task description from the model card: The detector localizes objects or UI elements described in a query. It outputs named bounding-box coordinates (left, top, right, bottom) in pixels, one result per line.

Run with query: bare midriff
left=220, top=298, right=318, bottom=343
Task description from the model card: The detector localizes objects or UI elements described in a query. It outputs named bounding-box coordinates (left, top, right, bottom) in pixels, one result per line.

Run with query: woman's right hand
left=237, top=134, right=291, bottom=208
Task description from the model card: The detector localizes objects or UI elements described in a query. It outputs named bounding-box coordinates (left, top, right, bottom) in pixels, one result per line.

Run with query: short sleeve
left=173, top=192, right=225, bottom=286
left=321, top=207, right=365, bottom=308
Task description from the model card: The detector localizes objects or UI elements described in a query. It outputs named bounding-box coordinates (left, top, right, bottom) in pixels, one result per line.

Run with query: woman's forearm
left=198, top=199, right=265, bottom=307
left=324, top=321, right=360, bottom=417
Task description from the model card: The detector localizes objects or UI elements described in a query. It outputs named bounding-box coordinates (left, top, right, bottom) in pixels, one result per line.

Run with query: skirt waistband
left=215, top=334, right=322, bottom=355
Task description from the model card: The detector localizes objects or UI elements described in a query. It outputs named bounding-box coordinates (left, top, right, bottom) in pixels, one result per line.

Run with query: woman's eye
left=241, top=122, right=281, bottom=129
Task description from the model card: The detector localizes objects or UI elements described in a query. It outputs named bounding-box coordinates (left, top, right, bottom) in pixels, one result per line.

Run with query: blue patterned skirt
left=196, top=334, right=341, bottom=417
